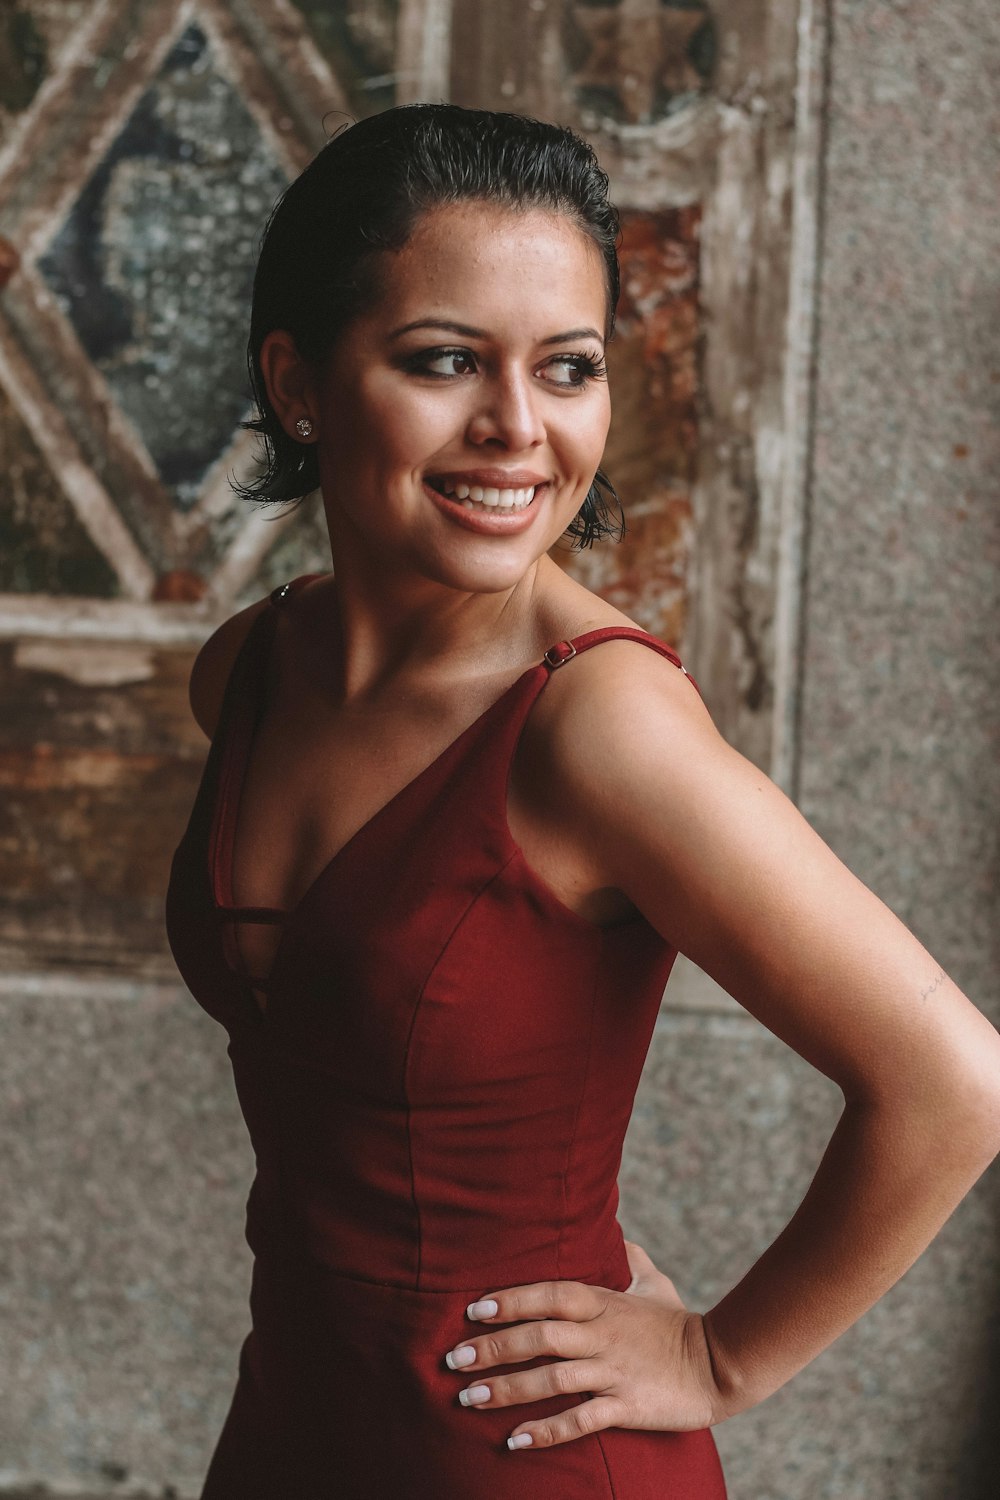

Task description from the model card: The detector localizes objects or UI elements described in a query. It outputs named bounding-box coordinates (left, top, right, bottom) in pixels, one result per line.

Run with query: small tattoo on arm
left=919, top=969, right=945, bottom=1003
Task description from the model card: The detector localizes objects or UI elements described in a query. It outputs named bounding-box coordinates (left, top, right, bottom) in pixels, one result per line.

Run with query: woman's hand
left=442, top=1240, right=725, bottom=1451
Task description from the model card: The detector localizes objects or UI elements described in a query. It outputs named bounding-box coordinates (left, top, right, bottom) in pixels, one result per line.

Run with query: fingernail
left=446, top=1345, right=476, bottom=1369
left=508, top=1433, right=533, bottom=1449
left=459, top=1384, right=491, bottom=1406
left=466, top=1299, right=498, bottom=1320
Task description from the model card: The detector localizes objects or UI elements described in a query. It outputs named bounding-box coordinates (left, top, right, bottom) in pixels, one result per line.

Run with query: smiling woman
left=261, top=198, right=614, bottom=591
left=164, top=104, right=1000, bottom=1500
left=233, top=104, right=624, bottom=550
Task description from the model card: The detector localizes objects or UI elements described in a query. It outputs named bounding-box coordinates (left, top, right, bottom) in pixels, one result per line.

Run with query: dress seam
left=404, top=847, right=524, bottom=1292
left=556, top=933, right=604, bottom=1280
left=595, top=1430, right=618, bottom=1499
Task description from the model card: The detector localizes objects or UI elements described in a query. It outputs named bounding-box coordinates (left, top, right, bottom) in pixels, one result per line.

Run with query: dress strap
left=542, top=626, right=702, bottom=697
left=207, top=580, right=320, bottom=915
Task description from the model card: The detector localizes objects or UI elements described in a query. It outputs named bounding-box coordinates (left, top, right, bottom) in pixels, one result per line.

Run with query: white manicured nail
left=446, top=1345, right=476, bottom=1369
left=508, top=1433, right=533, bottom=1449
left=459, top=1384, right=491, bottom=1406
left=467, top=1299, right=498, bottom=1319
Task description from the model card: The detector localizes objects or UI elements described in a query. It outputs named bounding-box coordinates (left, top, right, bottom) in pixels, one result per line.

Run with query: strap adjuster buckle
left=543, top=641, right=577, bottom=669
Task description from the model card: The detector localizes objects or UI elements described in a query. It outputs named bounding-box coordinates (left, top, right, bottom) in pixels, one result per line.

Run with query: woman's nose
left=466, top=370, right=545, bottom=450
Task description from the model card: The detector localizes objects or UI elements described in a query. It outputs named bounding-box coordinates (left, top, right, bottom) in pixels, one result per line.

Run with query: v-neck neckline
left=204, top=592, right=689, bottom=1016
left=210, top=601, right=547, bottom=942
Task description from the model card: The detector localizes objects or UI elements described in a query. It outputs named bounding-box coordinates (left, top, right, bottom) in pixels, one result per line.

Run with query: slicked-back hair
left=236, top=102, right=625, bottom=548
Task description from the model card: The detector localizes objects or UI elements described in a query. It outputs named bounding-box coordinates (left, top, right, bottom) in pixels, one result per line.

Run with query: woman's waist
left=246, top=1173, right=631, bottom=1295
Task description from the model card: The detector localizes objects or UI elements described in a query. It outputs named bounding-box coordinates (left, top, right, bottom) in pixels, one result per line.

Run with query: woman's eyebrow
left=388, top=318, right=605, bottom=346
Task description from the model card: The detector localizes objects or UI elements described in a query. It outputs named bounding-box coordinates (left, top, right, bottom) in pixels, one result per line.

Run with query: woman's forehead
left=400, top=200, right=602, bottom=269
left=368, top=201, right=609, bottom=331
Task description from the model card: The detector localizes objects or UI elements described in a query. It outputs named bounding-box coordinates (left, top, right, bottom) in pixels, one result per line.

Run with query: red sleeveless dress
left=165, top=574, right=727, bottom=1498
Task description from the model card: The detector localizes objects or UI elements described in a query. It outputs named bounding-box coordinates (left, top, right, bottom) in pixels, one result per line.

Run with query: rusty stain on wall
left=558, top=206, right=701, bottom=645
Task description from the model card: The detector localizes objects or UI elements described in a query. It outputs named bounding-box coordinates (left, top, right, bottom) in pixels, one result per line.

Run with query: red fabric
left=165, top=576, right=726, bottom=1498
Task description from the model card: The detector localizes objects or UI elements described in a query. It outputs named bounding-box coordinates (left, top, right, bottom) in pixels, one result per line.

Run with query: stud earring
left=295, top=417, right=314, bottom=439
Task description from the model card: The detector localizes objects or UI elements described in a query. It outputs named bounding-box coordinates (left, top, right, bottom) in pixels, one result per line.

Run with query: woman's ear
left=259, top=330, right=318, bottom=441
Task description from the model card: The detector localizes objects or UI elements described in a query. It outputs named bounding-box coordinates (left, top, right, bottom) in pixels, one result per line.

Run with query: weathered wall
left=1, top=1, right=998, bottom=1496
left=785, top=0, right=1000, bottom=1492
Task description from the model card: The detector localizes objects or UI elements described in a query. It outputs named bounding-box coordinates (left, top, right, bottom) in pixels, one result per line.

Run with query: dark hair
left=235, top=102, right=625, bottom=548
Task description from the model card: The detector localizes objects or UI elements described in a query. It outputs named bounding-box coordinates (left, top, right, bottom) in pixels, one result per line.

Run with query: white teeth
left=435, top=479, right=538, bottom=512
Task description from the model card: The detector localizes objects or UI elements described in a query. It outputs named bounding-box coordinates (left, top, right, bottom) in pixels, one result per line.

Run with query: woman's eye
left=543, top=354, right=608, bottom=388
left=409, top=347, right=477, bottom=378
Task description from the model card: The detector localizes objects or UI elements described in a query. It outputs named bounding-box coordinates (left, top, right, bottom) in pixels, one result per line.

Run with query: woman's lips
left=423, top=479, right=546, bottom=535
left=428, top=469, right=548, bottom=490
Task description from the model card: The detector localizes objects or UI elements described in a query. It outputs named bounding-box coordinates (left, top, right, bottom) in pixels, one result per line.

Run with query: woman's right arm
left=188, top=597, right=272, bottom=740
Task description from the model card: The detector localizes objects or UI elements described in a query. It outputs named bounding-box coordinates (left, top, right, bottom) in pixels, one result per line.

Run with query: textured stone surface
left=39, top=21, right=286, bottom=515
left=0, top=978, right=252, bottom=1494
left=0, top=386, right=120, bottom=596
left=0, top=640, right=204, bottom=970
left=620, top=1012, right=844, bottom=1315
left=0, top=2, right=47, bottom=121
left=798, top=2, right=1000, bottom=998
left=0, top=0, right=92, bottom=150
left=563, top=0, right=715, bottom=126
left=290, top=0, right=398, bottom=118
left=790, top=0, right=1000, bottom=1494
left=0, top=0, right=338, bottom=596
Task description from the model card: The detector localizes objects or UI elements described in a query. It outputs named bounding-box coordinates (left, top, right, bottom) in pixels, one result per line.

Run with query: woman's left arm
left=443, top=644, right=1000, bottom=1445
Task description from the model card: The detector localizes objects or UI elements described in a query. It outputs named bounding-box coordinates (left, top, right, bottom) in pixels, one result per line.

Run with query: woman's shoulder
left=518, top=582, right=714, bottom=809
left=536, top=579, right=697, bottom=707
left=509, top=592, right=722, bottom=919
left=188, top=595, right=274, bottom=740
left=188, top=573, right=331, bottom=739
left=536, top=614, right=709, bottom=751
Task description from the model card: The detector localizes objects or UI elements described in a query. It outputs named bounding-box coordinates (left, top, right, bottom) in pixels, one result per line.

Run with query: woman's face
left=310, top=200, right=612, bottom=597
